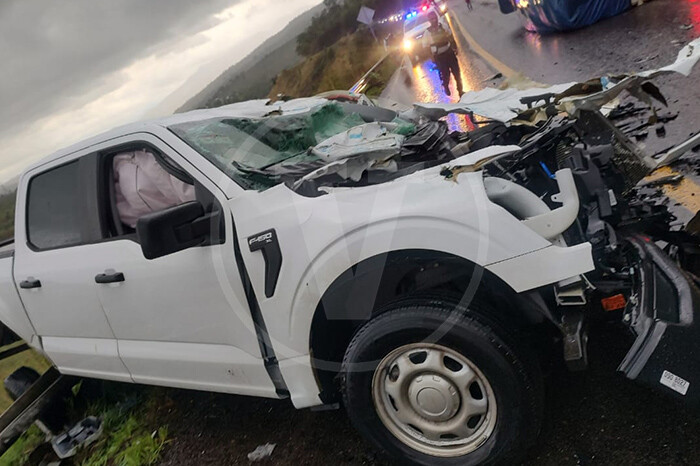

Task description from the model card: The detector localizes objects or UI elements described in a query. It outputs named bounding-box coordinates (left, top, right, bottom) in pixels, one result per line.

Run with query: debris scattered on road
left=413, top=37, right=700, bottom=124
left=247, top=443, right=276, bottom=462
left=635, top=54, right=659, bottom=64
left=51, top=416, right=103, bottom=459
left=483, top=72, right=504, bottom=82
left=656, top=124, right=667, bottom=137
left=632, top=130, right=649, bottom=141
left=681, top=24, right=693, bottom=30
left=639, top=174, right=684, bottom=188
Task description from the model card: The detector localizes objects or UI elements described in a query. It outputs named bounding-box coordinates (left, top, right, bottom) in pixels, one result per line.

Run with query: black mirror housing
left=136, top=201, right=208, bottom=259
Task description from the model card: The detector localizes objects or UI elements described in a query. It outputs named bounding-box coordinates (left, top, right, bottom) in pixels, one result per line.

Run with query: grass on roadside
left=78, top=395, right=168, bottom=466
left=0, top=384, right=168, bottom=466
left=363, top=53, right=403, bottom=97
left=76, top=387, right=168, bottom=466
left=270, top=31, right=399, bottom=99
left=0, top=425, right=45, bottom=466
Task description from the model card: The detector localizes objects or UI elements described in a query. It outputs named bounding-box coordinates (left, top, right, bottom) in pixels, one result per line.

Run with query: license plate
left=660, top=370, right=690, bottom=396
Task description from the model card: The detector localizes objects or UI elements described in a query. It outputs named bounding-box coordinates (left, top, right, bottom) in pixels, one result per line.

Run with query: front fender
left=230, top=165, right=593, bottom=408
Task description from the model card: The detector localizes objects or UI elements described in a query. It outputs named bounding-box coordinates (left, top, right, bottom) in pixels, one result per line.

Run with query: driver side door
left=91, top=133, right=278, bottom=397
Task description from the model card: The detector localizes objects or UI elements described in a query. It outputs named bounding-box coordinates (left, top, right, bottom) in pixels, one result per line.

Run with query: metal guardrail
left=0, top=343, right=74, bottom=456
left=0, top=367, right=70, bottom=455
left=349, top=51, right=394, bottom=94
left=0, top=344, right=28, bottom=362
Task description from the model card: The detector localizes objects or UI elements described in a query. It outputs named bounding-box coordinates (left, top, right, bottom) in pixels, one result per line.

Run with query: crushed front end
left=423, top=40, right=700, bottom=404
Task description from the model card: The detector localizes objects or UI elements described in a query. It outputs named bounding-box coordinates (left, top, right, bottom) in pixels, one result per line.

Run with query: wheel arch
left=308, top=249, right=556, bottom=403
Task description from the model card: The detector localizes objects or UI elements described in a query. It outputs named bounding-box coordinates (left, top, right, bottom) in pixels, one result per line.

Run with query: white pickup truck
left=1, top=51, right=699, bottom=465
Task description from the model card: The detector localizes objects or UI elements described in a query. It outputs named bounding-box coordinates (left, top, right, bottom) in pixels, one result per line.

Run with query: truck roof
left=22, top=97, right=330, bottom=177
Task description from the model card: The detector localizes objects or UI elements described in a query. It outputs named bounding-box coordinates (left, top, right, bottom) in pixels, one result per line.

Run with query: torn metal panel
left=639, top=39, right=700, bottom=78
left=293, top=151, right=399, bottom=189
left=561, top=38, right=700, bottom=115
left=443, top=144, right=521, bottom=171
left=413, top=82, right=577, bottom=122
left=655, top=132, right=700, bottom=167
left=311, top=122, right=406, bottom=162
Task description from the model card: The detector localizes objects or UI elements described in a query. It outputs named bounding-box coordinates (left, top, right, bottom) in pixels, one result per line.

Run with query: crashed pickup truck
left=1, top=40, right=699, bottom=466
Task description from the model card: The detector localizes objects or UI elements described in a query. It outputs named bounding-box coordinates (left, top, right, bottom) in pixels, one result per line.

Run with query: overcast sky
left=0, top=0, right=320, bottom=184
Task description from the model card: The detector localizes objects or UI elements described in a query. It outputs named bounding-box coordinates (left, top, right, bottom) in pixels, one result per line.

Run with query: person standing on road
left=465, top=0, right=473, bottom=11
left=423, top=12, right=463, bottom=97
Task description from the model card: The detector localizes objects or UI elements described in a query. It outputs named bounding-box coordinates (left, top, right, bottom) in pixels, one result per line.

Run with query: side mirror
left=136, top=201, right=213, bottom=260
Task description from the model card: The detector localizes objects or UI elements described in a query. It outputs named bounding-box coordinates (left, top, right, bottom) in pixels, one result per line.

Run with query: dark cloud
left=0, top=0, right=240, bottom=135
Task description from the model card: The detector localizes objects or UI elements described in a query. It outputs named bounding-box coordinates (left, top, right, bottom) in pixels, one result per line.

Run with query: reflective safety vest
left=424, top=24, right=452, bottom=55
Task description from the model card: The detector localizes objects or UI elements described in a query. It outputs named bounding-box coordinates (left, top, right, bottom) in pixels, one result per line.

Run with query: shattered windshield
left=170, top=103, right=366, bottom=190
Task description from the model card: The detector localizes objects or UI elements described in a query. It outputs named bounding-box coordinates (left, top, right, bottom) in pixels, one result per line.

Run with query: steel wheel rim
left=371, top=343, right=497, bottom=458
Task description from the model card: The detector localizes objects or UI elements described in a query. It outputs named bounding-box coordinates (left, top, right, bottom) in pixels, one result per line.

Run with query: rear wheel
left=341, top=298, right=543, bottom=466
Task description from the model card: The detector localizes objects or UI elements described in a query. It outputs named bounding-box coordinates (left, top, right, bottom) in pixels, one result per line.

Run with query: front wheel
left=341, top=298, right=543, bottom=466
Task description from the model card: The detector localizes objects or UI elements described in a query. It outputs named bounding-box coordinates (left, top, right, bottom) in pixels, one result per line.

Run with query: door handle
left=95, top=272, right=125, bottom=284
left=19, top=278, right=41, bottom=289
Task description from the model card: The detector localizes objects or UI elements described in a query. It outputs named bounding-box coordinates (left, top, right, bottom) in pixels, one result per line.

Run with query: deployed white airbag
left=113, top=149, right=196, bottom=228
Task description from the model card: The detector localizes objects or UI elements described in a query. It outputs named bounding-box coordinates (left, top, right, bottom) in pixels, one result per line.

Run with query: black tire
left=340, top=297, right=543, bottom=466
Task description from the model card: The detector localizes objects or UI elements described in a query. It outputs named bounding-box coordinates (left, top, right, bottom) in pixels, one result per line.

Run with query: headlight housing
left=403, top=39, right=414, bottom=52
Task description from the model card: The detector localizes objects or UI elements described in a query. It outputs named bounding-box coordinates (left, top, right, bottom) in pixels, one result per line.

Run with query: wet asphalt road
left=154, top=5, right=700, bottom=466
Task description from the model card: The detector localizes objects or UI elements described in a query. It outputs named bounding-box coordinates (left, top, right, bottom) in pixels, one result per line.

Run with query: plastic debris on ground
left=247, top=443, right=276, bottom=462
left=51, top=416, right=103, bottom=459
